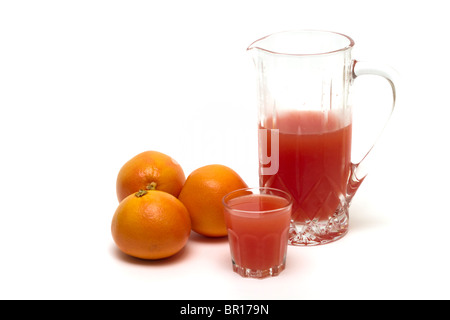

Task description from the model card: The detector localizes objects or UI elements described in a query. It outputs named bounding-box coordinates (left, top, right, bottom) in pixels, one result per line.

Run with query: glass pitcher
left=248, top=30, right=397, bottom=246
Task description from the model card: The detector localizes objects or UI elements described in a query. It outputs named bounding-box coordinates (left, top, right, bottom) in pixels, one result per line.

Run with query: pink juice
left=224, top=194, right=291, bottom=271
left=260, top=110, right=352, bottom=227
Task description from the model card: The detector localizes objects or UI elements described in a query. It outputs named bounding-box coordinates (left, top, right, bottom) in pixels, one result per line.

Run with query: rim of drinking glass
left=222, top=187, right=293, bottom=215
left=247, top=29, right=355, bottom=56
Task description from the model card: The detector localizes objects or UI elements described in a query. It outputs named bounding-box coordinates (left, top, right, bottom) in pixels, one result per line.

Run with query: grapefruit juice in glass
left=223, top=187, right=292, bottom=279
left=249, top=30, right=397, bottom=245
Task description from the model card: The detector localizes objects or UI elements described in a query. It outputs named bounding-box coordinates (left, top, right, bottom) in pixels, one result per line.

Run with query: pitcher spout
left=246, top=35, right=267, bottom=53
left=247, top=40, right=264, bottom=65
left=247, top=33, right=281, bottom=63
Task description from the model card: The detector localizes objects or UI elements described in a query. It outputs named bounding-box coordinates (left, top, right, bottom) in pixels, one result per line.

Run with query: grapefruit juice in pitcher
left=260, top=110, right=352, bottom=244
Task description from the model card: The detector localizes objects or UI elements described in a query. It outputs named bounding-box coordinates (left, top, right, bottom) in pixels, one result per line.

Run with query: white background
left=1, top=0, right=449, bottom=300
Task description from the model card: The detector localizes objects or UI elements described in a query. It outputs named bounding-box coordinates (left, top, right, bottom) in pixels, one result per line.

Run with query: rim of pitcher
left=247, top=30, right=355, bottom=56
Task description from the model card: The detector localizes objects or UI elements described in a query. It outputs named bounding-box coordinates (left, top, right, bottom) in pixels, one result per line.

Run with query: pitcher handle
left=347, top=60, right=398, bottom=199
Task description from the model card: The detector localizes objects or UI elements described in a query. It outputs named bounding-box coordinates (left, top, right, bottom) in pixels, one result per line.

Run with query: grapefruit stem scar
left=135, top=190, right=148, bottom=197
left=146, top=182, right=157, bottom=190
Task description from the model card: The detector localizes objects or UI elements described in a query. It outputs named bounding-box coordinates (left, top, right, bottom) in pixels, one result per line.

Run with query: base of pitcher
left=288, top=207, right=349, bottom=246
left=288, top=226, right=348, bottom=246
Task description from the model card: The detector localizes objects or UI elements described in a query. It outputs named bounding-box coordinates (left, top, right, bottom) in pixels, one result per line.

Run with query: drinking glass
left=223, top=187, right=292, bottom=279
